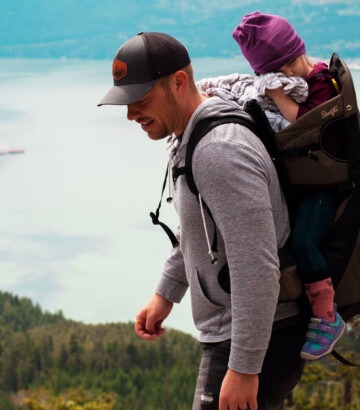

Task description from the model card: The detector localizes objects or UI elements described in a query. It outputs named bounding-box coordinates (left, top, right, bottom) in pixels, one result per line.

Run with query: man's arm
left=194, top=133, right=280, bottom=371
left=220, top=370, right=258, bottom=410
left=136, top=227, right=188, bottom=341
left=135, top=293, right=173, bottom=341
left=155, top=226, right=189, bottom=302
left=193, top=126, right=283, bottom=408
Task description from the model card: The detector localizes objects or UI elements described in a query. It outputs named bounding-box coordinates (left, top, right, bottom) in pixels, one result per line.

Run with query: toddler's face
left=279, top=55, right=313, bottom=79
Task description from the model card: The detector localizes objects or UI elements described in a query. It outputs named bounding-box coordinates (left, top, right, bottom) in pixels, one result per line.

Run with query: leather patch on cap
left=113, top=59, right=128, bottom=81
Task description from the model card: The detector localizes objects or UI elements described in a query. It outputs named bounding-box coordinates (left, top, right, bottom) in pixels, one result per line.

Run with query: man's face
left=126, top=79, right=179, bottom=140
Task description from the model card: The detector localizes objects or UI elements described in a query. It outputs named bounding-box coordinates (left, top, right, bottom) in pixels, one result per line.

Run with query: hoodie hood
left=168, top=96, right=254, bottom=163
left=183, top=96, right=253, bottom=148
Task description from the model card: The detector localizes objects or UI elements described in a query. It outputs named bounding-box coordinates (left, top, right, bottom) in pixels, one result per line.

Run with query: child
left=232, top=11, right=345, bottom=361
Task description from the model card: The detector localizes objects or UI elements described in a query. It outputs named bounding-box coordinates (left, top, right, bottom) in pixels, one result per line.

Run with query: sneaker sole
left=300, top=323, right=346, bottom=361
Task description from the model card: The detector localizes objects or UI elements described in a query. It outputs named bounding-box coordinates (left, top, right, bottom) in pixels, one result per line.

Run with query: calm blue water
left=1, top=58, right=359, bottom=337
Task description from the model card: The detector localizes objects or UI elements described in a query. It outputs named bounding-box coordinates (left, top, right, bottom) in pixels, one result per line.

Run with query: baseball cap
left=98, top=32, right=191, bottom=106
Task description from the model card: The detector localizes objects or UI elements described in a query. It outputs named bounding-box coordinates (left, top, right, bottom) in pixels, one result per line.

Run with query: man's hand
left=135, top=293, right=173, bottom=341
left=219, top=369, right=258, bottom=410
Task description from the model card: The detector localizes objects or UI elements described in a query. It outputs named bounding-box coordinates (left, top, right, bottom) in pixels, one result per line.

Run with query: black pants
left=192, top=316, right=307, bottom=410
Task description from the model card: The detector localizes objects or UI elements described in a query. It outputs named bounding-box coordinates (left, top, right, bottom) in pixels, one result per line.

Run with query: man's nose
left=127, top=103, right=138, bottom=121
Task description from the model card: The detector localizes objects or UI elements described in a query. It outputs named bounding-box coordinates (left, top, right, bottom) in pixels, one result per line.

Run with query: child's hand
left=265, top=87, right=299, bottom=122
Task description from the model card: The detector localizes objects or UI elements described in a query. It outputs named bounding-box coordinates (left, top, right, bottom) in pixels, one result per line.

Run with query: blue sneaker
left=300, top=311, right=346, bottom=361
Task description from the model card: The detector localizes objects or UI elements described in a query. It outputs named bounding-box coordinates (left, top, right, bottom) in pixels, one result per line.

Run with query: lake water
left=1, top=57, right=359, bottom=337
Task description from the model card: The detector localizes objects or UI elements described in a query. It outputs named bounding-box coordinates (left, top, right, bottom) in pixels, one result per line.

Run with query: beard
left=148, top=88, right=180, bottom=141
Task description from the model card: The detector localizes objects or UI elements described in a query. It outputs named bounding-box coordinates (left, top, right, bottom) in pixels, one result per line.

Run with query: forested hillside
left=0, top=291, right=201, bottom=409
left=0, top=291, right=359, bottom=409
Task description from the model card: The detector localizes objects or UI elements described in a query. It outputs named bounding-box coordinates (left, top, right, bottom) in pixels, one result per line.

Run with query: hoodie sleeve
left=155, top=226, right=189, bottom=303
left=193, top=124, right=280, bottom=373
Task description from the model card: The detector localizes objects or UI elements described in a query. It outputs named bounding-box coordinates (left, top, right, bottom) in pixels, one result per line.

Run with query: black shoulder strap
left=331, top=350, right=360, bottom=367
left=150, top=164, right=180, bottom=248
left=175, top=115, right=257, bottom=198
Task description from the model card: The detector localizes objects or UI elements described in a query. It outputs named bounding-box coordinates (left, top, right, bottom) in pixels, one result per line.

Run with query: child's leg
left=304, top=278, right=334, bottom=321
left=292, top=189, right=345, bottom=360
left=291, top=189, right=339, bottom=322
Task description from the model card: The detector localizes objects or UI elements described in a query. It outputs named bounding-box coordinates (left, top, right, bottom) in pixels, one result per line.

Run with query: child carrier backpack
left=267, top=53, right=360, bottom=324
left=275, top=53, right=359, bottom=187
left=151, top=53, right=360, bottom=329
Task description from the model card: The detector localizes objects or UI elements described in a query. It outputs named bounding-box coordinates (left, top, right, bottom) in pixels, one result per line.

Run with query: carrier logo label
left=321, top=105, right=339, bottom=119
left=113, top=59, right=128, bottom=81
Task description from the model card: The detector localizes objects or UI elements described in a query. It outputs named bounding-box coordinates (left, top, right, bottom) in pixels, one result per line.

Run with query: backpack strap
left=281, top=143, right=321, bottom=162
left=309, top=72, right=340, bottom=94
left=331, top=350, right=360, bottom=367
left=150, top=163, right=180, bottom=248
left=173, top=115, right=258, bottom=198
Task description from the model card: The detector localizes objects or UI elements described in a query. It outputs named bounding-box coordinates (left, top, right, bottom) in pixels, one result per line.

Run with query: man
left=98, top=32, right=306, bottom=410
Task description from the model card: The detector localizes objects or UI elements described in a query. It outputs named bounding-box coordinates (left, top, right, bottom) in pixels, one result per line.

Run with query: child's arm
left=265, top=87, right=299, bottom=123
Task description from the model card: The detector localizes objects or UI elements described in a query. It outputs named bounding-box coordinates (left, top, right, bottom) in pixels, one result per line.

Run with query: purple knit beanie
left=232, top=11, right=306, bottom=73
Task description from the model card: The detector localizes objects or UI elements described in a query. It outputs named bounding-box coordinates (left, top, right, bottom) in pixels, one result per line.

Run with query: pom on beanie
left=232, top=11, right=306, bottom=73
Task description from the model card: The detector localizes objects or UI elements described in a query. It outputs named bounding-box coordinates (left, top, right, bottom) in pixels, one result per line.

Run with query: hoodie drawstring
left=150, top=162, right=218, bottom=264
left=199, top=193, right=218, bottom=265
left=167, top=162, right=173, bottom=203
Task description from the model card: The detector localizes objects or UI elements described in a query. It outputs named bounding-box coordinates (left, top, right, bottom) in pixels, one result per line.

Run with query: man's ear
left=173, top=70, right=188, bottom=97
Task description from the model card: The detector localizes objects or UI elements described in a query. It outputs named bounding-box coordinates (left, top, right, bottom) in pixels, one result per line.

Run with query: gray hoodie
left=156, top=96, right=300, bottom=374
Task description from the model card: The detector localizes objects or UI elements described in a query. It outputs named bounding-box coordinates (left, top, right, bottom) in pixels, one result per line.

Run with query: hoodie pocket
left=189, top=268, right=225, bottom=333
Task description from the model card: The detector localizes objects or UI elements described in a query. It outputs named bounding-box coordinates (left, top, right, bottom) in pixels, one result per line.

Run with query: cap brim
left=97, top=79, right=159, bottom=106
